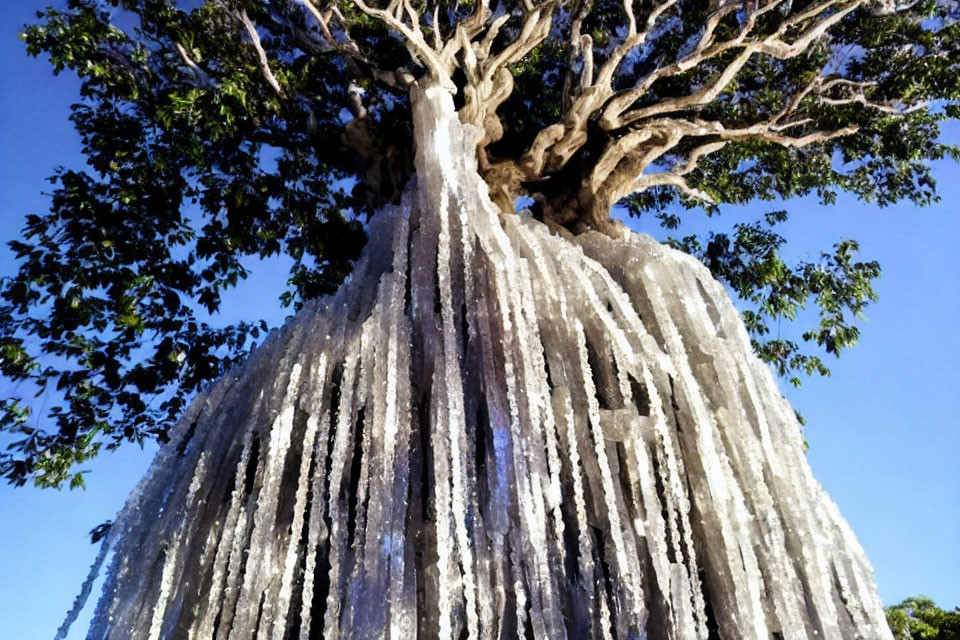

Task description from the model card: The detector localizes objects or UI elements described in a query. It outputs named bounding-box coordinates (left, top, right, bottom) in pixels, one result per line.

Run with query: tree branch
left=562, top=0, right=595, bottom=110
left=816, top=78, right=928, bottom=114
left=460, top=3, right=558, bottom=168
left=520, top=0, right=756, bottom=180
left=602, top=0, right=865, bottom=129
left=599, top=118, right=858, bottom=208
left=295, top=1, right=413, bottom=87
left=634, top=172, right=719, bottom=204
left=173, top=42, right=212, bottom=85
left=349, top=0, right=453, bottom=84
left=233, top=9, right=286, bottom=98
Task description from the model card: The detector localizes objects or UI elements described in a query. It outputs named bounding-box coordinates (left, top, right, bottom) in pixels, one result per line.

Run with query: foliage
left=666, top=210, right=880, bottom=386
left=887, top=596, right=960, bottom=640
left=1, top=0, right=958, bottom=487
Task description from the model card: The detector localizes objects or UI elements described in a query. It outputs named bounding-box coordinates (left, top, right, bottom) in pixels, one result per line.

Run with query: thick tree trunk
left=64, top=80, right=892, bottom=640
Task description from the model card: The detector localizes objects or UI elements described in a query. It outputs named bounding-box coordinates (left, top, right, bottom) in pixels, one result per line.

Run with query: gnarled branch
left=233, top=9, right=286, bottom=98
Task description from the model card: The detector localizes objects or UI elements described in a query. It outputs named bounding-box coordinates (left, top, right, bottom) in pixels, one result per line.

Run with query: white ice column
left=61, top=80, right=893, bottom=640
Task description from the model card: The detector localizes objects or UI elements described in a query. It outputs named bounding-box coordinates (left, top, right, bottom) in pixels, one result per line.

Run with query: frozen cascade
left=64, top=81, right=893, bottom=640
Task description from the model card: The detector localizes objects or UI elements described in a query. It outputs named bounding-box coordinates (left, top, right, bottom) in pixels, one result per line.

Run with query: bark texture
left=63, top=82, right=892, bottom=640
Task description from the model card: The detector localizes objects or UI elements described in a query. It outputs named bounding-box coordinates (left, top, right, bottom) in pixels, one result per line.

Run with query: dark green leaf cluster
left=3, top=0, right=368, bottom=487
left=666, top=211, right=880, bottom=385
left=887, top=596, right=960, bottom=640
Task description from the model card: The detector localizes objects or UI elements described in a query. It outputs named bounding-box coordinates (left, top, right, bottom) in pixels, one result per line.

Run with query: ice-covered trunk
left=66, top=82, right=892, bottom=640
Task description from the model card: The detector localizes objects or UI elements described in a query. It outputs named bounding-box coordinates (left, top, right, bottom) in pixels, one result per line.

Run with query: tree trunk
left=63, top=80, right=893, bottom=640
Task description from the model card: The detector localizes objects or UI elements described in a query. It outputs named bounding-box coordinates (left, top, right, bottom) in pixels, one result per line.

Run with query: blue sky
left=0, top=2, right=957, bottom=638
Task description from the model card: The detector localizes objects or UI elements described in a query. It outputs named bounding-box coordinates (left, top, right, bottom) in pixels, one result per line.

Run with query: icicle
left=270, top=406, right=323, bottom=640
left=322, top=351, right=360, bottom=640
left=231, top=364, right=303, bottom=635
left=54, top=532, right=112, bottom=640
left=574, top=318, right=644, bottom=631
left=190, top=431, right=254, bottom=639
left=148, top=452, right=209, bottom=640
left=297, top=390, right=333, bottom=640
left=68, top=78, right=893, bottom=640
left=435, top=152, right=479, bottom=638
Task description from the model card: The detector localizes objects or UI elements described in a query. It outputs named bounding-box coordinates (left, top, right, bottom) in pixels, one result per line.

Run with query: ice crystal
left=62, top=83, right=892, bottom=640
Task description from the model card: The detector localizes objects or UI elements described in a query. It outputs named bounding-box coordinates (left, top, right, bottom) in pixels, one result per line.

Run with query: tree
left=4, top=0, right=957, bottom=490
left=887, top=597, right=960, bottom=640
left=2, top=0, right=958, bottom=638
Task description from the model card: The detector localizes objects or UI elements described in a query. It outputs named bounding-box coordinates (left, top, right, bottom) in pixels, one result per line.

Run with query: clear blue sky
left=0, top=3, right=957, bottom=638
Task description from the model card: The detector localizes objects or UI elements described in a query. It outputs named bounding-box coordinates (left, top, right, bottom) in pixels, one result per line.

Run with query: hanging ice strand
left=61, top=81, right=893, bottom=640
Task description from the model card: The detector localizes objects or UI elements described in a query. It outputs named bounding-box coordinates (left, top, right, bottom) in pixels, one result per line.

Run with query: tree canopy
left=887, top=597, right=960, bottom=640
left=2, top=0, right=958, bottom=488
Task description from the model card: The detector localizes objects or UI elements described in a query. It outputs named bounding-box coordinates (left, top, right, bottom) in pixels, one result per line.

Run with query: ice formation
left=63, top=83, right=893, bottom=639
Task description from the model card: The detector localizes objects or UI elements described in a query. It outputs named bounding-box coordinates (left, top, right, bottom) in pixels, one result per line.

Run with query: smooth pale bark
left=61, top=80, right=892, bottom=640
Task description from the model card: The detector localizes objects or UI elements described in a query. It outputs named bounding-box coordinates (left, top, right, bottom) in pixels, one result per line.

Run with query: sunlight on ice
left=59, top=83, right=892, bottom=640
